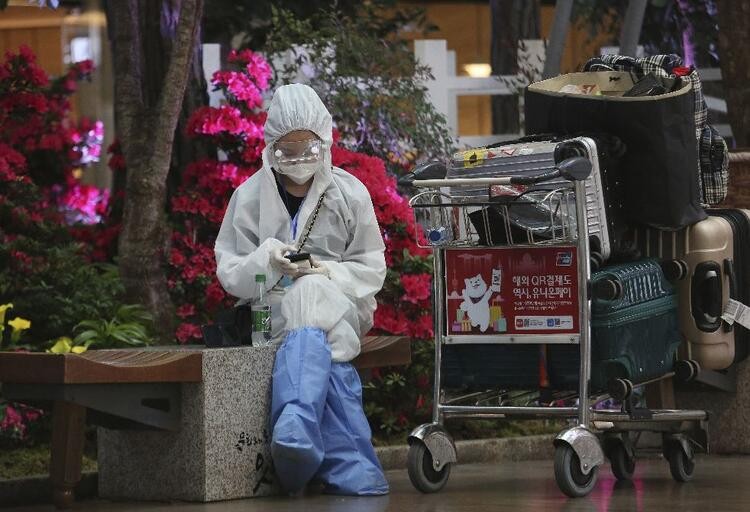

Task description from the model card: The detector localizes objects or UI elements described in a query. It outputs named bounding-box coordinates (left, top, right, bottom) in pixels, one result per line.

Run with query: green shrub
left=72, top=304, right=153, bottom=350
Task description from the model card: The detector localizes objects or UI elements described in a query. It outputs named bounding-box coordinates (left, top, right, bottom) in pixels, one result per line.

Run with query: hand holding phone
left=285, top=252, right=313, bottom=270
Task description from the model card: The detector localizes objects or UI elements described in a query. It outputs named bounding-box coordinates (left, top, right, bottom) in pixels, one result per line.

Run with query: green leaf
left=72, top=330, right=99, bottom=345
left=74, top=320, right=103, bottom=333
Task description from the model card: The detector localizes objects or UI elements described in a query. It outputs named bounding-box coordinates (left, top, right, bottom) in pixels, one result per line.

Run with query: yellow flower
left=8, top=317, right=31, bottom=332
left=46, top=337, right=86, bottom=354
left=48, top=337, right=73, bottom=354
left=0, top=303, right=13, bottom=325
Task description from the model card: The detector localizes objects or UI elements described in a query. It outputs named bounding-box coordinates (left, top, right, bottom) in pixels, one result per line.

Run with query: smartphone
left=286, top=252, right=313, bottom=269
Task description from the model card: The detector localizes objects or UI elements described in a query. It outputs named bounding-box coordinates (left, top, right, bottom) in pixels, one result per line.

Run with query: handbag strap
left=295, top=193, right=326, bottom=252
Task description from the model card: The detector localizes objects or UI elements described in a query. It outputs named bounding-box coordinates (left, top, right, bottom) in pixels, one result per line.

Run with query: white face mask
left=276, top=161, right=319, bottom=184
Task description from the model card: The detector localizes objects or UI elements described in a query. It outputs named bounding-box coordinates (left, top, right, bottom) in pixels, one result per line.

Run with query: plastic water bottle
left=251, top=274, right=272, bottom=346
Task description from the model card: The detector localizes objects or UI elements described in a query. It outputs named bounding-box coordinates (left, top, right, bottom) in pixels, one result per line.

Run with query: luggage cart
left=404, top=157, right=709, bottom=498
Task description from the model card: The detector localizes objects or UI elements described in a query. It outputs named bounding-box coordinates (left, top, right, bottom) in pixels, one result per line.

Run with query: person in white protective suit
left=214, top=84, right=389, bottom=496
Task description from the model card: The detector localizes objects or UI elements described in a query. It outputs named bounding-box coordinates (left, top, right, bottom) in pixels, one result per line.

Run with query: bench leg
left=50, top=400, right=86, bottom=510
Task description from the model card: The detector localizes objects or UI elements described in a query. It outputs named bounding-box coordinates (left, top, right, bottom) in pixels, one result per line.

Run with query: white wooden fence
left=413, top=39, right=541, bottom=148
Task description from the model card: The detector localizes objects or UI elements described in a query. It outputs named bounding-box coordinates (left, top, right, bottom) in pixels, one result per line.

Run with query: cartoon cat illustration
left=460, top=273, right=501, bottom=332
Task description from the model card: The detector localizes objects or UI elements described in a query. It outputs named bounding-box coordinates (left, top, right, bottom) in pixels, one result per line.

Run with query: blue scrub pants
left=270, top=327, right=389, bottom=496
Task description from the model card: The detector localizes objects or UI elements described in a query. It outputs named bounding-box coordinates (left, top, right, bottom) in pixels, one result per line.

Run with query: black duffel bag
left=525, top=70, right=706, bottom=230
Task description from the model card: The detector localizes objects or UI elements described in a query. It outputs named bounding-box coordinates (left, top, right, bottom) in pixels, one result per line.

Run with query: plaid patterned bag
left=585, top=55, right=729, bottom=205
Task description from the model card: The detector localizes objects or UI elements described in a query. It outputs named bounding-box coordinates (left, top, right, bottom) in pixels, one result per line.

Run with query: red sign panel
left=444, top=247, right=579, bottom=336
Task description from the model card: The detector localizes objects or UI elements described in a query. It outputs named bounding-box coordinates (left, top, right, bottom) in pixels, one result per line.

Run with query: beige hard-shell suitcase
left=632, top=209, right=750, bottom=370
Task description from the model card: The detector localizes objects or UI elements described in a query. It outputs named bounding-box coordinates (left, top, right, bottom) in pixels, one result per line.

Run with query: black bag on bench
left=201, top=304, right=253, bottom=347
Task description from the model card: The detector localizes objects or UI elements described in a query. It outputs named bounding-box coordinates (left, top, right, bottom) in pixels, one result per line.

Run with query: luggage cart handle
left=411, top=156, right=592, bottom=188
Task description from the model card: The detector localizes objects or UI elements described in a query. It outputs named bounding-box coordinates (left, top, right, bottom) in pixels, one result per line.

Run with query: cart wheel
left=608, top=442, right=635, bottom=481
left=666, top=442, right=695, bottom=482
left=554, top=444, right=598, bottom=498
left=407, top=441, right=451, bottom=493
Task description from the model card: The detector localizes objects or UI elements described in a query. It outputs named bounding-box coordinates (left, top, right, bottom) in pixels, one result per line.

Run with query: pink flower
left=409, top=313, right=434, bottom=340
left=205, top=280, right=226, bottom=310
left=227, top=49, right=272, bottom=90
left=401, top=273, right=432, bottom=304
left=186, top=105, right=255, bottom=137
left=0, top=404, right=25, bottom=438
left=212, top=70, right=264, bottom=109
left=373, top=303, right=409, bottom=335
left=175, top=322, right=203, bottom=344
left=58, top=183, right=109, bottom=225
left=176, top=303, right=196, bottom=319
left=170, top=248, right=186, bottom=267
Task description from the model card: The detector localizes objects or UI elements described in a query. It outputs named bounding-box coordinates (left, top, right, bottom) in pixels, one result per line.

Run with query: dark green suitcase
left=589, top=259, right=682, bottom=390
left=548, top=259, right=683, bottom=391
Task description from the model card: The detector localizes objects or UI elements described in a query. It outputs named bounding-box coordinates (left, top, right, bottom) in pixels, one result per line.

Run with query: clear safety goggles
left=273, top=138, right=323, bottom=164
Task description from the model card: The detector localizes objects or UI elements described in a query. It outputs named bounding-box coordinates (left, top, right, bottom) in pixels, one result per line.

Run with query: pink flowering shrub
left=0, top=47, right=128, bottom=336
left=0, top=400, right=44, bottom=446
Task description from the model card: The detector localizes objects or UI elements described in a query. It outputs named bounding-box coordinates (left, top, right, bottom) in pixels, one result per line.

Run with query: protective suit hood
left=261, top=83, right=333, bottom=194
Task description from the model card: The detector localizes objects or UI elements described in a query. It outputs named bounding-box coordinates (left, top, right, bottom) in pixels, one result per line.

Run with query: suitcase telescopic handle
left=723, top=258, right=738, bottom=333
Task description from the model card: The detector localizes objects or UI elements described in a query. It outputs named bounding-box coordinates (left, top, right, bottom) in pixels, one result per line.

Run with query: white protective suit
left=214, top=84, right=387, bottom=362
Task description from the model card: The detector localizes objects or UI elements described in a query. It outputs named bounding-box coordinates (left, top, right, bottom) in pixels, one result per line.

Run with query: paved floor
left=7, top=456, right=750, bottom=512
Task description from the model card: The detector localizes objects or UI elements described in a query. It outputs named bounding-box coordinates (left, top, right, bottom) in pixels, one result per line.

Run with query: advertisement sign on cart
left=445, top=246, right=580, bottom=336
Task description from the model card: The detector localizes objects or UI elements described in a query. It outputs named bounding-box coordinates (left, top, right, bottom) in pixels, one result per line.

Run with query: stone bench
left=0, top=336, right=410, bottom=508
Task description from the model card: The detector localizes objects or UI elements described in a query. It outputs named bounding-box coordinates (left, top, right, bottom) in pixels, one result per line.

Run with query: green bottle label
left=252, top=309, right=271, bottom=333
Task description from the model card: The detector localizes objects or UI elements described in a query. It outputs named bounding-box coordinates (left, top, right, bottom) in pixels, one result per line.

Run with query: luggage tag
left=721, top=299, right=750, bottom=329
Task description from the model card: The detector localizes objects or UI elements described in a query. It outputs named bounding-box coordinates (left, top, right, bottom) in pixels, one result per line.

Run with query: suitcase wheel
left=590, top=251, right=604, bottom=272
left=607, top=378, right=633, bottom=401
left=674, top=359, right=700, bottom=383
left=660, top=259, right=689, bottom=281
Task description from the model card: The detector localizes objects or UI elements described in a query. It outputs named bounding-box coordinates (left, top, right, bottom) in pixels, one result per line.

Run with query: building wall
left=0, top=6, right=65, bottom=75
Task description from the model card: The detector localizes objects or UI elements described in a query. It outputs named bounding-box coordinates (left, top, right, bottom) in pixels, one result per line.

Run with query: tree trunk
left=716, top=0, right=750, bottom=147
left=107, top=0, right=204, bottom=341
left=169, top=41, right=209, bottom=201
left=490, top=0, right=540, bottom=135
